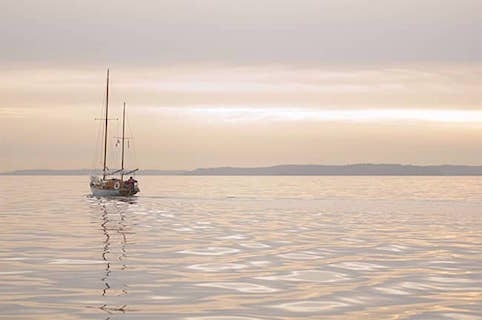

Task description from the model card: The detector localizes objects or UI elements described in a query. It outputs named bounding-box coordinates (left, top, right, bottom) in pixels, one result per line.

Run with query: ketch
left=90, top=69, right=140, bottom=196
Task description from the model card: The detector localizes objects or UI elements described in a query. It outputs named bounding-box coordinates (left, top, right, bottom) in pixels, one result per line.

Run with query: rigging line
left=112, top=105, right=123, bottom=170
left=99, top=90, right=107, bottom=168
left=91, top=118, right=103, bottom=173
left=90, top=91, right=107, bottom=174
left=102, top=69, right=110, bottom=180
left=125, top=112, right=139, bottom=172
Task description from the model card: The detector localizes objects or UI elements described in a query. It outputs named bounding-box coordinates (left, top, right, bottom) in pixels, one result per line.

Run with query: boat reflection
left=97, top=197, right=136, bottom=318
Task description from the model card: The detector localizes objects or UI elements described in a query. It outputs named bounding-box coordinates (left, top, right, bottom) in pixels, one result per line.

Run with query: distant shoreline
left=2, top=164, right=482, bottom=176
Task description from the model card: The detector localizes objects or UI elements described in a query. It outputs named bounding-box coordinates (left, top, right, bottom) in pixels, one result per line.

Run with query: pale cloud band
left=152, top=106, right=482, bottom=124
left=1, top=64, right=480, bottom=111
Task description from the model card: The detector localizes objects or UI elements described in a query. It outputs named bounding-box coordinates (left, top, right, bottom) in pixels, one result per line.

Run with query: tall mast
left=103, top=69, right=110, bottom=180
left=121, top=102, right=126, bottom=181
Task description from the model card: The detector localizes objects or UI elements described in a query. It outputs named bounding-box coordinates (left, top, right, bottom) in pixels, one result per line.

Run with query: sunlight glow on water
left=1, top=176, right=481, bottom=319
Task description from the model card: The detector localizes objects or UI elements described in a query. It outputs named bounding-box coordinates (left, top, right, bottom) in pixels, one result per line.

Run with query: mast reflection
left=97, top=197, right=136, bottom=317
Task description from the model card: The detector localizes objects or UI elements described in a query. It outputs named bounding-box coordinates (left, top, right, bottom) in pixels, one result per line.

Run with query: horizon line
left=3, top=163, right=482, bottom=176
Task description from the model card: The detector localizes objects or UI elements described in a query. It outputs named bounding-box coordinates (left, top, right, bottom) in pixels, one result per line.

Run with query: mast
left=120, top=102, right=126, bottom=181
left=103, top=69, right=110, bottom=180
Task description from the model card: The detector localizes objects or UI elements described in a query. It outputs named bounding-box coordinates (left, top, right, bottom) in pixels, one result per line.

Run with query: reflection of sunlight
left=158, top=106, right=482, bottom=124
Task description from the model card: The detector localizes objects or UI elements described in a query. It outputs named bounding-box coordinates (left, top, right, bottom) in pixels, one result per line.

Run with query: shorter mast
left=102, top=69, right=110, bottom=180
left=120, top=102, right=126, bottom=181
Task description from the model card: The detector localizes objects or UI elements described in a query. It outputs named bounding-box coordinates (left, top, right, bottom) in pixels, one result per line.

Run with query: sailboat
left=90, top=69, right=140, bottom=197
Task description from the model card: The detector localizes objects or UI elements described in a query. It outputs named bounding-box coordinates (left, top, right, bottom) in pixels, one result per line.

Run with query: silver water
left=1, top=176, right=481, bottom=319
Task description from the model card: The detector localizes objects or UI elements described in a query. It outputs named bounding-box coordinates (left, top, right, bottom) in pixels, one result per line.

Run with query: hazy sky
left=0, top=0, right=481, bottom=171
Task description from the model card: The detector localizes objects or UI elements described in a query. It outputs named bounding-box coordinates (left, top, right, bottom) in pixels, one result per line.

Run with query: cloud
left=144, top=106, right=482, bottom=124
left=1, top=1, right=481, bottom=170
left=1, top=64, right=480, bottom=111
left=1, top=0, right=480, bottom=65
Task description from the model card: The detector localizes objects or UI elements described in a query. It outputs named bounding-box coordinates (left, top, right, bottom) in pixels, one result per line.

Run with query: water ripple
left=1, top=176, right=481, bottom=319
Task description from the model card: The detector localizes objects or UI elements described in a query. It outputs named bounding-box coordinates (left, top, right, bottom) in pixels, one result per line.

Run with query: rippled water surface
left=1, top=176, right=481, bottom=319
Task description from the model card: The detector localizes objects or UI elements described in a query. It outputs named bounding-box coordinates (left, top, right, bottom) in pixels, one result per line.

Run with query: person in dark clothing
left=125, top=176, right=137, bottom=191
left=127, top=176, right=137, bottom=184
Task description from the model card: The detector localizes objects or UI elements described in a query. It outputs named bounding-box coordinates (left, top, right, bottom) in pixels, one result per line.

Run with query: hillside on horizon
left=3, top=164, right=482, bottom=176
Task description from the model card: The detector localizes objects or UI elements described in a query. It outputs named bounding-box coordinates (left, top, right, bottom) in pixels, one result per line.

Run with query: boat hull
left=90, top=185, right=139, bottom=197
left=90, top=186, right=122, bottom=197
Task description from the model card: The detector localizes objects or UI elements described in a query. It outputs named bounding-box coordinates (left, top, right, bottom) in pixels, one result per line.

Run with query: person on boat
left=125, top=176, right=137, bottom=191
left=128, top=176, right=137, bottom=184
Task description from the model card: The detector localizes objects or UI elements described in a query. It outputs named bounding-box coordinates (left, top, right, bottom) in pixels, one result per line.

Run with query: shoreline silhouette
left=3, top=164, right=482, bottom=176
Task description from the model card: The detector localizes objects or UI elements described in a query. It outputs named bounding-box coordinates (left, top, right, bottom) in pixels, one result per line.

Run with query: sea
left=1, top=176, right=481, bottom=320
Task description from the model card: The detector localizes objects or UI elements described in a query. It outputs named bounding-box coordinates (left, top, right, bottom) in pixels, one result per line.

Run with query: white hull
left=89, top=176, right=140, bottom=197
left=90, top=186, right=122, bottom=197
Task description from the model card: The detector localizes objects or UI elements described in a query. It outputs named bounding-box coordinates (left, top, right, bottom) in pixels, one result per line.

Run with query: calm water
left=1, top=176, right=481, bottom=320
